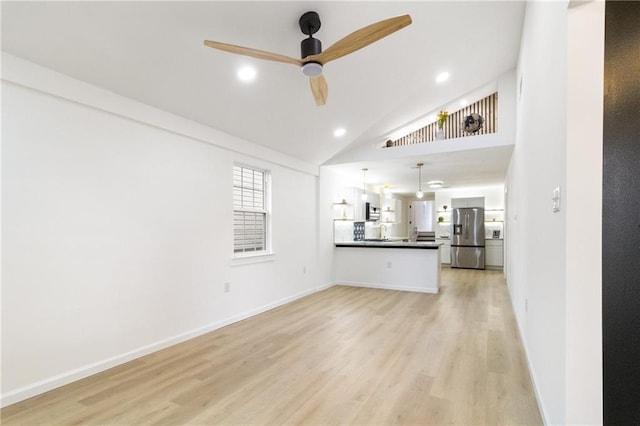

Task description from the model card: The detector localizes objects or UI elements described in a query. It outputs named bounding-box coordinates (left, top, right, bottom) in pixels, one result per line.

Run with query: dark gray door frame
left=602, top=1, right=640, bottom=423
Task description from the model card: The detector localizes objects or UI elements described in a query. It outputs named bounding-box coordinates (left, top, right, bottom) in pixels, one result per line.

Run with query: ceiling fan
left=204, top=12, right=412, bottom=106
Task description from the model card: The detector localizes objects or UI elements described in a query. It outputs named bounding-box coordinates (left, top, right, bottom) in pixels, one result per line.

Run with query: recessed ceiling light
left=436, top=72, right=450, bottom=83
left=334, top=128, right=346, bottom=137
left=460, top=99, right=468, bottom=106
left=237, top=66, right=256, bottom=82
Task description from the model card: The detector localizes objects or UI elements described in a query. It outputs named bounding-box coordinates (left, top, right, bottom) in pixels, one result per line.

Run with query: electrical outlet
left=525, top=298, right=528, bottom=312
left=303, top=266, right=307, bottom=275
left=224, top=282, right=230, bottom=293
left=387, top=261, right=392, bottom=269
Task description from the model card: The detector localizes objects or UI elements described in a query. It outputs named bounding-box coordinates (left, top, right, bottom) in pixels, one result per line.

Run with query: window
left=233, top=164, right=269, bottom=255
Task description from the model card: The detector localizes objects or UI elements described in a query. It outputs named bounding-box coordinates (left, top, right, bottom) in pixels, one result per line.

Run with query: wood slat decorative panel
left=386, top=92, right=498, bottom=148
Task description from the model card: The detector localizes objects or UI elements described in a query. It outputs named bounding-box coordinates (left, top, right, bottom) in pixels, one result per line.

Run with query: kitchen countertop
left=335, top=241, right=441, bottom=249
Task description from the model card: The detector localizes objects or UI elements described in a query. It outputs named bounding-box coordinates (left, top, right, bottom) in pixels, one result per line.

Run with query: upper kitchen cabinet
left=451, top=197, right=485, bottom=208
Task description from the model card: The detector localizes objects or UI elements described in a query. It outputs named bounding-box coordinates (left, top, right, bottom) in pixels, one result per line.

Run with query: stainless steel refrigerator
left=451, top=207, right=485, bottom=269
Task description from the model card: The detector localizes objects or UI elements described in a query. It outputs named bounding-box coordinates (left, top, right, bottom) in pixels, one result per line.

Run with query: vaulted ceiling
left=2, top=1, right=525, bottom=188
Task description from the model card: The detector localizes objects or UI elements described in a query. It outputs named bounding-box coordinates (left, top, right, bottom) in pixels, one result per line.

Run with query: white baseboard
left=338, top=281, right=439, bottom=294
left=507, top=287, right=549, bottom=425
left=0, top=281, right=336, bottom=408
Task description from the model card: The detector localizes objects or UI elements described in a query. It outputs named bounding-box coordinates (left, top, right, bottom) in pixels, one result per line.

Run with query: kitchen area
left=330, top=180, right=505, bottom=294
left=321, top=69, right=513, bottom=291
left=333, top=184, right=504, bottom=265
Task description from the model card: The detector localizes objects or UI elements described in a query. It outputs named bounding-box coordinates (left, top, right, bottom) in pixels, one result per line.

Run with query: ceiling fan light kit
left=301, top=62, right=323, bottom=77
left=204, top=12, right=412, bottom=106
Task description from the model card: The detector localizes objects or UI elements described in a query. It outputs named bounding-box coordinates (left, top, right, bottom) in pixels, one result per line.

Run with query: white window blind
left=233, top=165, right=267, bottom=254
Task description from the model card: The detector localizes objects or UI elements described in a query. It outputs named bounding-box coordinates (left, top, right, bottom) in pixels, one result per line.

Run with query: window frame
left=232, top=163, right=272, bottom=259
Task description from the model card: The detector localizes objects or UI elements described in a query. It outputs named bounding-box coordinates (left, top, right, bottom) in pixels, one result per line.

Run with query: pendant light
left=361, top=168, right=368, bottom=201
left=415, top=163, right=424, bottom=199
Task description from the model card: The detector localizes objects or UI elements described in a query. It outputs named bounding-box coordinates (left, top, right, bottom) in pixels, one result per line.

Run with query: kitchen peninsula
left=334, top=241, right=442, bottom=294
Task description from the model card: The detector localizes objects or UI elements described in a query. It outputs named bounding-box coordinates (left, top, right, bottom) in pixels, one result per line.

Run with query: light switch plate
left=552, top=186, right=561, bottom=213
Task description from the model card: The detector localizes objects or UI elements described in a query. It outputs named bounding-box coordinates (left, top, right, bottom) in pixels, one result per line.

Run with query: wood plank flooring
left=1, top=269, right=542, bottom=425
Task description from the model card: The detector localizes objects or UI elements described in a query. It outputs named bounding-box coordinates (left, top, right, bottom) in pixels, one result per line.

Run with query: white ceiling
left=1, top=1, right=525, bottom=189
left=326, top=145, right=514, bottom=196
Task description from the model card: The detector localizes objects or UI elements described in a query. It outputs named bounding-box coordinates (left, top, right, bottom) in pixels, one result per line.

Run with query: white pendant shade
left=361, top=168, right=368, bottom=201
left=415, top=163, right=424, bottom=199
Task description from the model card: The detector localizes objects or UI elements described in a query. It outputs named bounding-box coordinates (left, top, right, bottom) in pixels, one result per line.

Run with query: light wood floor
left=2, top=269, right=542, bottom=425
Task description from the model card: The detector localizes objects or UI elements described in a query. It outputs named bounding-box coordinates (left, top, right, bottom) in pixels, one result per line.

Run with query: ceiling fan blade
left=308, top=15, right=412, bottom=65
left=204, top=40, right=303, bottom=66
left=309, top=75, right=328, bottom=106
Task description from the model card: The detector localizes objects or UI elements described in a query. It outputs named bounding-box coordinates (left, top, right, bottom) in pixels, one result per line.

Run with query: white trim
left=231, top=252, right=275, bottom=266
left=0, top=281, right=336, bottom=408
left=507, top=285, right=548, bottom=425
left=0, top=52, right=319, bottom=177
left=337, top=281, right=439, bottom=294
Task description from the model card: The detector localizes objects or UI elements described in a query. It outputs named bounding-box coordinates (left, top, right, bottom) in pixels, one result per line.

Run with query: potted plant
left=436, top=110, right=448, bottom=140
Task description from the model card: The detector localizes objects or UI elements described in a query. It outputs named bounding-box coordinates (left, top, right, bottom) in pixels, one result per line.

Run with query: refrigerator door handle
left=464, top=214, right=470, bottom=240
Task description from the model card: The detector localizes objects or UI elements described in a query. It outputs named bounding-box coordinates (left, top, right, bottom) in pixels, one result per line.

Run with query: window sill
left=231, top=252, right=275, bottom=266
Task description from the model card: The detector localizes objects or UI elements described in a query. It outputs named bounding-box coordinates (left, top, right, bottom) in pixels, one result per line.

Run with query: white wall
left=507, top=2, right=569, bottom=423
left=505, top=1, right=603, bottom=424
left=318, top=166, right=357, bottom=281
left=1, top=54, right=331, bottom=406
left=326, top=69, right=517, bottom=165
left=565, top=1, right=604, bottom=423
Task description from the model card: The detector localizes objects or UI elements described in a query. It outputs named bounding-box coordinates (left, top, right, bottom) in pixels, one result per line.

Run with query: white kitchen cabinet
left=485, top=239, right=504, bottom=268
left=451, top=197, right=485, bottom=208
left=334, top=245, right=441, bottom=294
left=436, top=238, right=451, bottom=264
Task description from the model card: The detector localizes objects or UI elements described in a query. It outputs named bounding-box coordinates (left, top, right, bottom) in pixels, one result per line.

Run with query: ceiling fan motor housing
left=299, top=11, right=322, bottom=62
left=301, top=37, right=322, bottom=60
